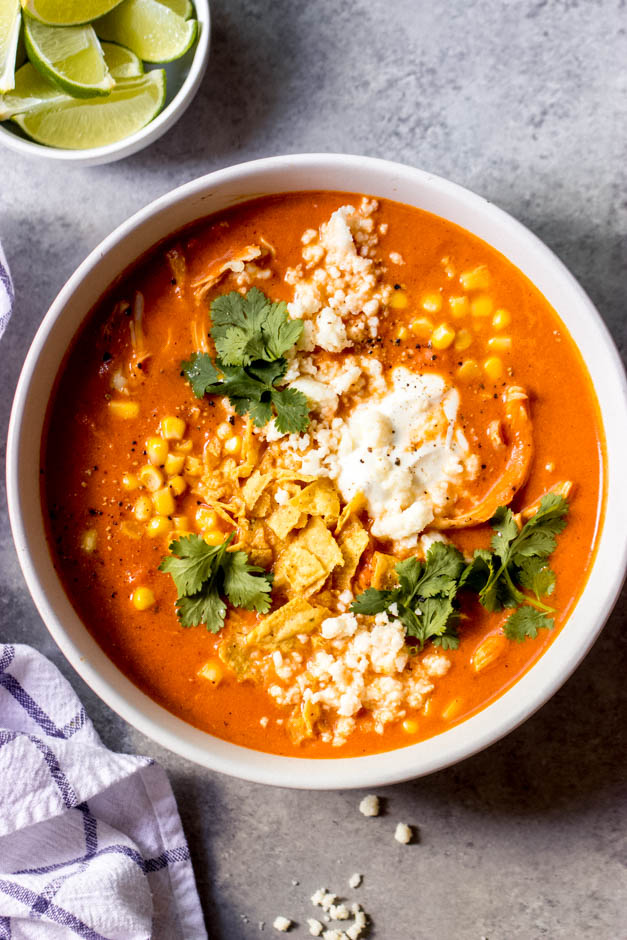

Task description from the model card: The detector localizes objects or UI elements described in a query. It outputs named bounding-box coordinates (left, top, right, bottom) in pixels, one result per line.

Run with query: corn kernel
left=146, top=436, right=168, bottom=466
left=108, top=400, right=139, bottom=419
left=146, top=515, right=171, bottom=538
left=203, top=529, right=226, bottom=546
left=134, top=495, right=153, bottom=522
left=198, top=659, right=223, bottom=684
left=81, top=528, right=97, bottom=553
left=223, top=436, right=242, bottom=456
left=121, top=472, right=139, bottom=492
left=456, top=359, right=481, bottom=382
left=172, top=515, right=190, bottom=532
left=442, top=698, right=464, bottom=721
left=454, top=328, right=473, bottom=351
left=217, top=422, right=233, bottom=440
left=488, top=336, right=512, bottom=353
left=492, top=307, right=511, bottom=330
left=168, top=475, right=187, bottom=497
left=174, top=439, right=193, bottom=454
left=431, top=323, right=455, bottom=350
left=132, top=587, right=155, bottom=610
left=402, top=718, right=419, bottom=734
left=409, top=316, right=434, bottom=336
left=395, top=325, right=409, bottom=341
left=449, top=295, right=469, bottom=318
left=389, top=290, right=408, bottom=309
left=152, top=486, right=176, bottom=516
left=471, top=294, right=494, bottom=317
left=138, top=465, right=163, bottom=492
left=184, top=456, right=203, bottom=477
left=483, top=356, right=504, bottom=381
left=421, top=292, right=442, bottom=313
left=460, top=265, right=491, bottom=291
left=161, top=416, right=186, bottom=440
left=196, top=507, right=218, bottom=529
left=164, top=452, right=185, bottom=476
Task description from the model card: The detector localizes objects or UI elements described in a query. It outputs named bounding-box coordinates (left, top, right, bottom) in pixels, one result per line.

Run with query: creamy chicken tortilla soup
left=44, top=192, right=604, bottom=757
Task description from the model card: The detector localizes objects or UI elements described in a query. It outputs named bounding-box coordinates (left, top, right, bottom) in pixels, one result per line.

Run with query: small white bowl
left=7, top=155, right=627, bottom=788
left=0, top=0, right=210, bottom=166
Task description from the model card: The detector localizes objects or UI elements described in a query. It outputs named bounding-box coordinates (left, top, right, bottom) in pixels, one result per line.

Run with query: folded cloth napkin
left=0, top=242, right=14, bottom=341
left=0, top=643, right=208, bottom=940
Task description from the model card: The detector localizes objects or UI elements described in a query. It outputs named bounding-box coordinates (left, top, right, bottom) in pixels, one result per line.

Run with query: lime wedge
left=12, top=68, right=166, bottom=149
left=24, top=17, right=114, bottom=97
left=101, top=41, right=143, bottom=79
left=96, top=0, right=198, bottom=63
left=20, top=0, right=124, bottom=27
left=157, top=0, right=193, bottom=17
left=0, top=0, right=22, bottom=92
left=0, top=61, right=66, bottom=119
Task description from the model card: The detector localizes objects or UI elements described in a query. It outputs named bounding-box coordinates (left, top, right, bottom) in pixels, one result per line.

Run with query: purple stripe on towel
left=0, top=880, right=107, bottom=940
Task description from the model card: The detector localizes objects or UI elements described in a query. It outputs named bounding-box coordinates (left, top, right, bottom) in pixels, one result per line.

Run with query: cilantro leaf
left=210, top=288, right=303, bottom=366
left=271, top=387, right=311, bottom=434
left=181, top=353, right=221, bottom=399
left=415, top=542, right=465, bottom=597
left=503, top=606, right=554, bottom=641
left=490, top=505, right=519, bottom=561
left=159, top=533, right=273, bottom=632
left=517, top=556, right=556, bottom=599
left=222, top=551, right=274, bottom=613
left=350, top=587, right=397, bottom=616
left=159, top=534, right=229, bottom=596
left=176, top=589, right=227, bottom=632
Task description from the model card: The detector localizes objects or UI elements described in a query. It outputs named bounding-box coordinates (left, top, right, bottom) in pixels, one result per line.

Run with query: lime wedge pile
left=0, top=0, right=199, bottom=150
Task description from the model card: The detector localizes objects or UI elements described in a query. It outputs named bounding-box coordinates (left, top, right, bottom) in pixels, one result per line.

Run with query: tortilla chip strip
left=245, top=597, right=330, bottom=647
left=335, top=491, right=367, bottom=535
left=273, top=517, right=344, bottom=597
left=334, top=517, right=370, bottom=592
left=236, top=418, right=260, bottom=480
left=371, top=551, right=398, bottom=589
left=290, top=478, right=340, bottom=529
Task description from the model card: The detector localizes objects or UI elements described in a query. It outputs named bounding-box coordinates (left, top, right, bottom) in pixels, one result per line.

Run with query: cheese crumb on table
left=307, top=919, right=324, bottom=937
left=394, top=821, right=413, bottom=844
left=348, top=873, right=362, bottom=889
left=359, top=794, right=380, bottom=817
left=273, top=915, right=292, bottom=932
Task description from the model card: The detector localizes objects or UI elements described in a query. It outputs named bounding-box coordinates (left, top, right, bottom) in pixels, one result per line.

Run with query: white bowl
left=0, top=0, right=210, bottom=166
left=7, top=155, right=627, bottom=788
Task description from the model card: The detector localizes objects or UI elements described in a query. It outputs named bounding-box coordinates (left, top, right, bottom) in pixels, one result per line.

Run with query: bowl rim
left=0, top=0, right=211, bottom=166
left=7, top=153, right=627, bottom=788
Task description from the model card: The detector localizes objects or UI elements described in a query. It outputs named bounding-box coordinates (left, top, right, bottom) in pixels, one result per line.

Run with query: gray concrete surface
left=1, top=1, right=626, bottom=937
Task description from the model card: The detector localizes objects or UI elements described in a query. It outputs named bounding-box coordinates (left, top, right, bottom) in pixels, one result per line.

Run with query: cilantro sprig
left=351, top=542, right=466, bottom=649
left=181, top=288, right=310, bottom=434
left=351, top=494, right=569, bottom=647
left=159, top=533, right=273, bottom=632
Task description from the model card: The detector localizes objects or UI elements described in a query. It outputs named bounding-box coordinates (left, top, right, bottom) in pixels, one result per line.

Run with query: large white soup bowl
left=7, top=154, right=627, bottom=788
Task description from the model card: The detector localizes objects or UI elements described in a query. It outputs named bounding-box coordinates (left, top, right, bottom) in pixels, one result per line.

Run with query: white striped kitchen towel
left=0, top=641, right=208, bottom=939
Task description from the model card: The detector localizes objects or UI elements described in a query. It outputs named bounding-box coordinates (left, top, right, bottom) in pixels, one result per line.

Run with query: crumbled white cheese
left=348, top=873, right=362, bottom=889
left=389, top=251, right=405, bottom=265
left=314, top=307, right=350, bottom=352
left=260, top=716, right=269, bottom=728
left=329, top=904, right=350, bottom=920
left=307, top=919, right=324, bottom=937
left=273, top=915, right=292, bottom=932
left=289, top=376, right=339, bottom=418
left=359, top=795, right=380, bottom=817
left=275, top=487, right=290, bottom=505
left=394, top=822, right=413, bottom=844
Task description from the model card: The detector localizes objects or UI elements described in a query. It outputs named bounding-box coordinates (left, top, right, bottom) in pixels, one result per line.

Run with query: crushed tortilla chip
left=335, top=491, right=367, bottom=535
left=242, top=470, right=274, bottom=512
left=191, top=244, right=263, bottom=300
left=245, top=597, right=329, bottom=647
left=267, top=501, right=306, bottom=540
left=236, top=418, right=259, bottom=480
left=287, top=698, right=321, bottom=744
left=334, top=517, right=369, bottom=592
left=290, top=478, right=340, bottom=529
left=273, top=517, right=344, bottom=597
left=371, top=551, right=398, bottom=589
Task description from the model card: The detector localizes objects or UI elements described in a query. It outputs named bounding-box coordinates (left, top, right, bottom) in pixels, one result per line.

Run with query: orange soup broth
left=43, top=192, right=605, bottom=758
